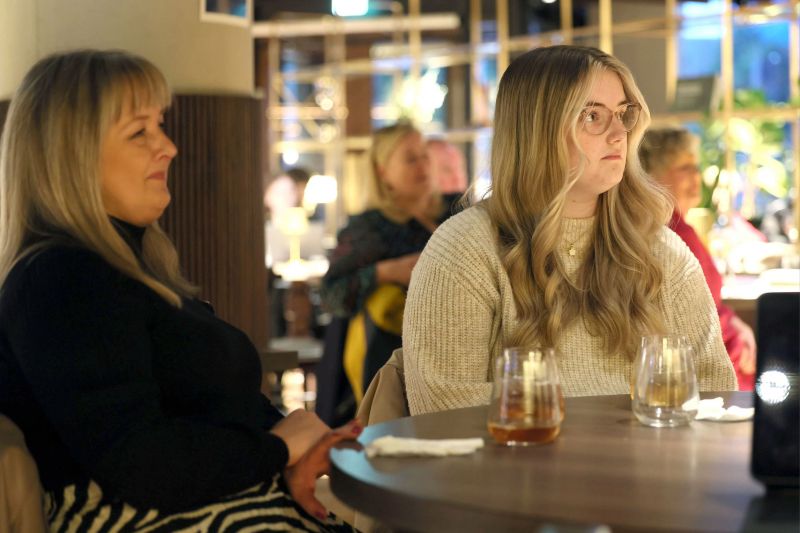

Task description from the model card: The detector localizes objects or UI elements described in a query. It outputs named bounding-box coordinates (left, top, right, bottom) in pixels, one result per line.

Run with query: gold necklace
left=563, top=221, right=593, bottom=257
left=567, top=239, right=578, bottom=257
left=564, top=234, right=587, bottom=257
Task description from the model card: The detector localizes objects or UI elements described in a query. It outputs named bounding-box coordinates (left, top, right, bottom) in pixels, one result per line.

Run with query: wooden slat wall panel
left=162, top=95, right=268, bottom=350
left=0, top=96, right=268, bottom=349
left=0, top=101, right=9, bottom=128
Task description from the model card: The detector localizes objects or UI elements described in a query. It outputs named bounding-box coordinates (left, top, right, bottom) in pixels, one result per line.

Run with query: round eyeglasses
left=579, top=103, right=641, bottom=135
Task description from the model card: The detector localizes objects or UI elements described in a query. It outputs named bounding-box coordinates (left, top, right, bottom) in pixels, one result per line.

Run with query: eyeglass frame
left=578, top=102, right=641, bottom=136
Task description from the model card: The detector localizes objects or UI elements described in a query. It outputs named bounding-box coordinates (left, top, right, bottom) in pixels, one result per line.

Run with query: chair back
left=356, top=348, right=409, bottom=426
left=0, top=414, right=47, bottom=533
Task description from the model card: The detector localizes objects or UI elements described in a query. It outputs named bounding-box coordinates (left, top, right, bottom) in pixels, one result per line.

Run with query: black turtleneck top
left=0, top=220, right=288, bottom=512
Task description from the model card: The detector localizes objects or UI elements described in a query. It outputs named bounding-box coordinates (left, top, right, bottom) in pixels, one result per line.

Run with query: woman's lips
left=147, top=171, right=167, bottom=181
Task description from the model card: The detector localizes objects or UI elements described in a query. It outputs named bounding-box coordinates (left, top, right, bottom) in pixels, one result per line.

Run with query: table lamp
left=275, top=207, right=309, bottom=264
left=303, top=174, right=338, bottom=249
left=303, top=174, right=337, bottom=214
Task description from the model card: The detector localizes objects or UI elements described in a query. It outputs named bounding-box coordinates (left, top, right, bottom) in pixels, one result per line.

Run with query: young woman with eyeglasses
left=403, top=45, right=737, bottom=415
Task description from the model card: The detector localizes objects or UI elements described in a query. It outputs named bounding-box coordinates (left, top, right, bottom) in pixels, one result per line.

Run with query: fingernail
left=316, top=511, right=328, bottom=521
left=351, top=424, right=363, bottom=435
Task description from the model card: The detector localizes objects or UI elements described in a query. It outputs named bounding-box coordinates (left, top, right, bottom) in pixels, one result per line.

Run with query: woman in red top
left=640, top=127, right=756, bottom=390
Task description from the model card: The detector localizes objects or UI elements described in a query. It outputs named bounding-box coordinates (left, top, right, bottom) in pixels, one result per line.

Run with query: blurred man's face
left=428, top=142, right=467, bottom=194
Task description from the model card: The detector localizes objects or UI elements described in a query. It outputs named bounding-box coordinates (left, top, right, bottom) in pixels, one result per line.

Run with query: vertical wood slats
left=0, top=95, right=268, bottom=350
left=0, top=101, right=9, bottom=128
left=162, top=94, right=268, bottom=350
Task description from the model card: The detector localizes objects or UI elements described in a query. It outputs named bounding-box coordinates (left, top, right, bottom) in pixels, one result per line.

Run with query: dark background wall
left=161, top=95, right=268, bottom=349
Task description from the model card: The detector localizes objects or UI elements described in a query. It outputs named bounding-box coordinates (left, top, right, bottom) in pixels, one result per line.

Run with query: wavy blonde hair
left=365, top=121, right=441, bottom=223
left=486, top=45, right=671, bottom=358
left=0, top=49, right=195, bottom=306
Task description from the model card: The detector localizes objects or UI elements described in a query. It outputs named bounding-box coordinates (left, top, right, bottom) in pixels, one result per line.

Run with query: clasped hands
left=270, top=410, right=363, bottom=521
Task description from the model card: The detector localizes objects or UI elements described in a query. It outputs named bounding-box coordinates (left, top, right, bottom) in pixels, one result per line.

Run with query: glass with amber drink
left=632, top=335, right=699, bottom=427
left=488, top=347, right=564, bottom=445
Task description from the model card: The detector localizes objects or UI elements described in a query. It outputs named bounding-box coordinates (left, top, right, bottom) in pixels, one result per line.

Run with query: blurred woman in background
left=319, top=122, right=459, bottom=407
left=640, top=127, right=756, bottom=390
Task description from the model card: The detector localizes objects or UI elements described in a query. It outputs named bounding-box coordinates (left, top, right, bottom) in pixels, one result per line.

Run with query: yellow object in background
left=344, top=284, right=406, bottom=403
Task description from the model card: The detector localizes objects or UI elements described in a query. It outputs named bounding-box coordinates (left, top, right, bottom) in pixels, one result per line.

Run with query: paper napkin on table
left=365, top=436, right=484, bottom=458
left=695, top=397, right=754, bottom=422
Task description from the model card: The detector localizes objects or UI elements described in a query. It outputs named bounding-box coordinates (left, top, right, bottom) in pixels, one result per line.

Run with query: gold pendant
left=568, top=245, right=576, bottom=257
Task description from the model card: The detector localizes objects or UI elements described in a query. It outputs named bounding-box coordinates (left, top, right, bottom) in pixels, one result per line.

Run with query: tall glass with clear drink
left=632, top=335, right=699, bottom=427
left=487, top=347, right=564, bottom=445
left=630, top=334, right=661, bottom=399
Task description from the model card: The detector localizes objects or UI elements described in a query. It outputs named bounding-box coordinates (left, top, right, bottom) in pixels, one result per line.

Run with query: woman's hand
left=376, top=253, right=421, bottom=287
left=269, top=409, right=330, bottom=466
left=731, top=315, right=757, bottom=376
left=284, top=420, right=363, bottom=521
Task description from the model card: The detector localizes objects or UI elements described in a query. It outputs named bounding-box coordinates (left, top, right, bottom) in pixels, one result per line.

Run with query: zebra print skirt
left=45, top=475, right=358, bottom=532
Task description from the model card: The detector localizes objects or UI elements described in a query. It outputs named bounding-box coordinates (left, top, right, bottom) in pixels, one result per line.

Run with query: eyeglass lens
left=582, top=105, right=640, bottom=135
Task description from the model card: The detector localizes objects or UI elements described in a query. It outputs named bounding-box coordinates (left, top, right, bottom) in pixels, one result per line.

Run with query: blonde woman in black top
left=0, top=50, right=359, bottom=532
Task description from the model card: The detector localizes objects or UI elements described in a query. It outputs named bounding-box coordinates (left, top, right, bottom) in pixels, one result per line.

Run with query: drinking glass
left=632, top=335, right=700, bottom=427
left=487, top=347, right=564, bottom=445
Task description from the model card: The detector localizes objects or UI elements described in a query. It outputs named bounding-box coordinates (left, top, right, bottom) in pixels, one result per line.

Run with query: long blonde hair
left=0, top=50, right=195, bottom=306
left=365, top=121, right=441, bottom=223
left=486, top=45, right=671, bottom=358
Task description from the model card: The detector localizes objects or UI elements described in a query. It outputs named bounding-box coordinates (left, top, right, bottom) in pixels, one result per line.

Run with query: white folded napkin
left=365, top=436, right=485, bottom=458
left=695, top=397, right=754, bottom=422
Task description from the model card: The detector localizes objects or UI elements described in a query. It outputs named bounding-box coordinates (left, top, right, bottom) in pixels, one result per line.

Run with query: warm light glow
left=702, top=165, right=719, bottom=187
left=276, top=259, right=311, bottom=282
left=718, top=169, right=733, bottom=187
left=315, top=76, right=338, bottom=111
left=756, top=370, right=791, bottom=405
left=744, top=14, right=769, bottom=24
left=728, top=118, right=758, bottom=151
left=319, top=123, right=339, bottom=143
left=474, top=176, right=492, bottom=201
left=276, top=207, right=309, bottom=236
left=393, top=69, right=448, bottom=124
left=282, top=149, right=299, bottom=165
left=273, top=258, right=329, bottom=282
left=276, top=207, right=308, bottom=264
left=303, top=174, right=338, bottom=211
left=332, top=0, right=368, bottom=17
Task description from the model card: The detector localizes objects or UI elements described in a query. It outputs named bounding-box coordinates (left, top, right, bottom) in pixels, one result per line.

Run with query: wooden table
left=330, top=392, right=797, bottom=532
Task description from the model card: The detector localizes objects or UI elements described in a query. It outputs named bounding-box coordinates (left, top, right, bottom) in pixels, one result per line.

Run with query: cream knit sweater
left=404, top=206, right=737, bottom=415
